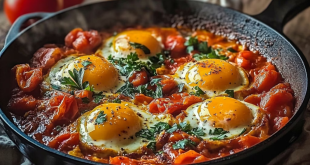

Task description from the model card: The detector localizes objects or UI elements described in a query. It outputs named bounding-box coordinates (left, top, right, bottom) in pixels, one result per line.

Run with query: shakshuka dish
left=7, top=27, right=295, bottom=164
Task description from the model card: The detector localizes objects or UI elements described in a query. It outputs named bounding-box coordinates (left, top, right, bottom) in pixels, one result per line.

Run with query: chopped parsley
left=108, top=53, right=159, bottom=76
left=189, top=86, right=205, bottom=96
left=227, top=47, right=238, bottom=53
left=84, top=83, right=94, bottom=92
left=95, top=111, right=107, bottom=125
left=225, top=90, right=234, bottom=98
left=82, top=61, right=92, bottom=67
left=93, top=92, right=105, bottom=104
left=111, top=98, right=121, bottom=103
left=136, top=122, right=171, bottom=140
left=193, top=49, right=228, bottom=61
left=209, top=128, right=229, bottom=140
left=60, top=68, right=90, bottom=90
left=198, top=41, right=211, bottom=54
left=129, top=42, right=151, bottom=54
left=210, top=134, right=228, bottom=140
left=117, top=81, right=163, bottom=99
left=136, top=129, right=157, bottom=140
left=51, top=84, right=61, bottom=91
left=172, top=139, right=196, bottom=150
left=188, top=127, right=205, bottom=137
left=239, top=128, right=247, bottom=136
left=146, top=142, right=156, bottom=152
left=117, top=82, right=136, bottom=98
left=167, top=122, right=206, bottom=138
left=148, top=53, right=174, bottom=73
left=184, top=36, right=199, bottom=53
left=154, top=84, right=163, bottom=99
left=209, top=128, right=229, bottom=135
left=150, top=78, right=162, bottom=86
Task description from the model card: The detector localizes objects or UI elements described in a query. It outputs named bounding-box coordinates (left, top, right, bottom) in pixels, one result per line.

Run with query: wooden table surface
left=0, top=0, right=309, bottom=165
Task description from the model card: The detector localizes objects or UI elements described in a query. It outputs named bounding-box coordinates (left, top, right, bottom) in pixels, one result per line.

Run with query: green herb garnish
left=210, top=134, right=228, bottom=140
left=209, top=128, right=229, bottom=135
left=209, top=128, right=229, bottom=140
left=108, top=53, right=158, bottom=76
left=150, top=78, right=162, bottom=86
left=239, top=128, right=247, bottom=136
left=172, top=139, right=196, bottom=150
left=198, top=41, right=211, bottom=54
left=188, top=127, right=205, bottom=137
left=184, top=37, right=199, bottom=53
left=167, top=122, right=206, bottom=138
left=82, top=61, right=92, bottom=67
left=227, top=47, right=238, bottom=53
left=136, top=122, right=171, bottom=140
left=225, top=90, right=234, bottom=98
left=60, top=68, right=90, bottom=90
left=51, top=84, right=61, bottom=91
left=95, top=111, right=107, bottom=125
left=111, top=98, right=121, bottom=103
left=84, top=83, right=94, bottom=92
left=193, top=49, right=228, bottom=61
left=93, top=92, right=105, bottom=104
left=129, top=42, right=151, bottom=54
left=147, top=142, right=156, bottom=152
left=118, top=80, right=163, bottom=99
left=190, top=86, right=205, bottom=96
left=136, top=129, right=156, bottom=140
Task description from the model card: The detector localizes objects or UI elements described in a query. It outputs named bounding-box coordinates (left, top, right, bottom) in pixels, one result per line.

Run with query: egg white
left=43, top=55, right=126, bottom=95
left=181, top=99, right=260, bottom=140
left=98, top=34, right=163, bottom=63
left=173, top=60, right=249, bottom=98
left=79, top=103, right=175, bottom=156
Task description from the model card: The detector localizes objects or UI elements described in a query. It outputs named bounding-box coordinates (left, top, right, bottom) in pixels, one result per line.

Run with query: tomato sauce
left=7, top=27, right=295, bottom=164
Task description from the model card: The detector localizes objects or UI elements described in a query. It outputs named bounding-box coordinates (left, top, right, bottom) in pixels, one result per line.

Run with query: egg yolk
left=113, top=30, right=161, bottom=59
left=63, top=55, right=119, bottom=92
left=186, top=59, right=244, bottom=92
left=198, top=97, right=253, bottom=130
left=86, top=103, right=142, bottom=141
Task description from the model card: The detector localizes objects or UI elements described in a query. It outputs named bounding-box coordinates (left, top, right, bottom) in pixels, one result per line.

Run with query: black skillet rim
left=0, top=1, right=309, bottom=164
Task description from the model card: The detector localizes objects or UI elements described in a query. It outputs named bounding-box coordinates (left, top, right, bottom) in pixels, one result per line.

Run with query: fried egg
left=174, top=59, right=249, bottom=98
left=99, top=30, right=162, bottom=62
left=78, top=102, right=174, bottom=158
left=44, top=55, right=125, bottom=94
left=181, top=97, right=264, bottom=140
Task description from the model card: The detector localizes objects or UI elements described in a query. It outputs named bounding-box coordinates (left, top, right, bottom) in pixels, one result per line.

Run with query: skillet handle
left=5, top=12, right=53, bottom=46
left=253, top=0, right=310, bottom=32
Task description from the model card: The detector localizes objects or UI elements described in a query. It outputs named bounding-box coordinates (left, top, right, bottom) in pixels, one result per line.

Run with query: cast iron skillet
left=0, top=0, right=310, bottom=164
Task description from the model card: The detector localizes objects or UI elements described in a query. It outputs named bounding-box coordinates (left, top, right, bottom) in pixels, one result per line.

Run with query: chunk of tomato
left=174, top=150, right=209, bottom=164
left=109, top=156, right=138, bottom=165
left=128, top=70, right=149, bottom=87
left=13, top=64, right=42, bottom=92
left=48, top=91, right=79, bottom=122
left=65, top=28, right=102, bottom=54
left=48, top=133, right=79, bottom=152
left=164, top=35, right=187, bottom=58
left=239, top=135, right=261, bottom=148
left=31, top=46, right=62, bottom=72
left=149, top=93, right=203, bottom=115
